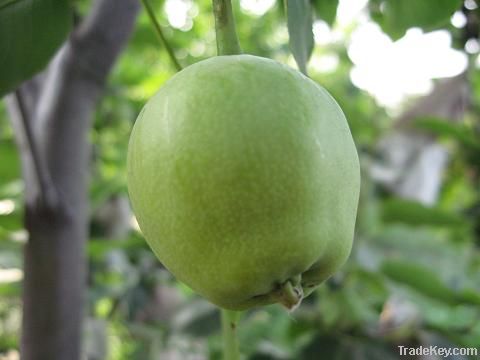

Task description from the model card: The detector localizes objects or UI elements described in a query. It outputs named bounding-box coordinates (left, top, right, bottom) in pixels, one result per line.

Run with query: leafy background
left=1, top=0, right=479, bottom=359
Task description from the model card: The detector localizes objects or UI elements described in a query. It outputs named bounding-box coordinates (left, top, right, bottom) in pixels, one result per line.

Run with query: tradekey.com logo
left=399, top=345, right=478, bottom=358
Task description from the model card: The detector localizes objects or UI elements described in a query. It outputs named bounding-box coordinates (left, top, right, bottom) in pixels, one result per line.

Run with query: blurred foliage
left=369, top=0, right=462, bottom=40
left=1, top=0, right=480, bottom=359
left=312, top=0, right=338, bottom=27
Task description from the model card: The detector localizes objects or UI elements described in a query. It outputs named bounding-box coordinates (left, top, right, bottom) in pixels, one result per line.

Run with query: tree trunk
left=6, top=0, right=140, bottom=359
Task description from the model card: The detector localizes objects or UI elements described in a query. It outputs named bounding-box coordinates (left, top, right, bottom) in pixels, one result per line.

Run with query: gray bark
left=370, top=74, right=470, bottom=205
left=6, top=0, right=140, bottom=359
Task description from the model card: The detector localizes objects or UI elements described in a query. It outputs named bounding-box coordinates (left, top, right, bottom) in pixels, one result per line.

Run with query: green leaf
left=0, top=281, right=21, bottom=297
left=0, top=141, right=20, bottom=182
left=458, top=288, right=480, bottom=306
left=312, top=0, right=338, bottom=27
left=301, top=334, right=400, bottom=360
left=381, top=198, right=466, bottom=228
left=0, top=0, right=19, bottom=9
left=370, top=0, right=462, bottom=40
left=0, top=211, right=22, bottom=234
left=0, top=0, right=72, bottom=97
left=381, top=260, right=458, bottom=304
left=171, top=300, right=219, bottom=337
left=285, top=0, right=314, bottom=75
left=414, top=117, right=480, bottom=150
left=417, top=301, right=479, bottom=333
left=87, top=236, right=146, bottom=260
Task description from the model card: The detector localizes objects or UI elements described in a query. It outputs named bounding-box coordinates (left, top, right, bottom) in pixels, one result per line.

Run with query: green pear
left=127, top=55, right=360, bottom=310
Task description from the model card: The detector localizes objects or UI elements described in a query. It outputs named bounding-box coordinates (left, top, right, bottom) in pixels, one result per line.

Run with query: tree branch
left=13, top=90, right=58, bottom=210
left=32, top=0, right=140, bottom=214
left=8, top=1, right=141, bottom=359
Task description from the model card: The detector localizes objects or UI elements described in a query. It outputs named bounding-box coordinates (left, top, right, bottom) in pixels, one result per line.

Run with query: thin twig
left=140, top=0, right=182, bottom=71
left=14, top=89, right=58, bottom=209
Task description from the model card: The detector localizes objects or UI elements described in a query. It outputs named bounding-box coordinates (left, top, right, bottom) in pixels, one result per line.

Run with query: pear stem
left=212, top=0, right=242, bottom=55
left=221, top=309, right=241, bottom=360
left=274, top=275, right=304, bottom=310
